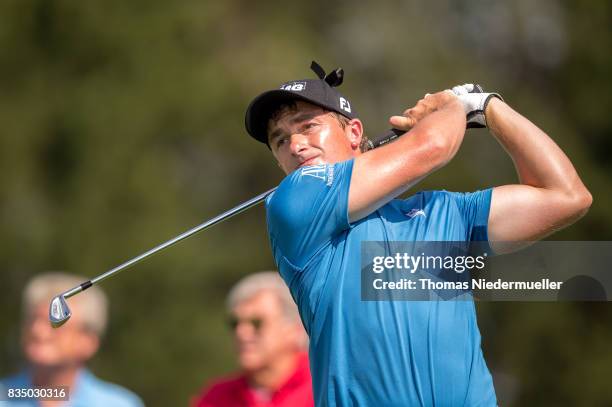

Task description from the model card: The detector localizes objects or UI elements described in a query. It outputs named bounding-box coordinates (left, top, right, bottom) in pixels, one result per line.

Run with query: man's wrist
left=483, top=96, right=503, bottom=129
left=450, top=84, right=503, bottom=128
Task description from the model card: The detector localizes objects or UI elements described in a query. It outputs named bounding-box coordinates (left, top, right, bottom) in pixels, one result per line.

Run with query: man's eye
left=276, top=137, right=287, bottom=148
left=302, top=122, right=318, bottom=132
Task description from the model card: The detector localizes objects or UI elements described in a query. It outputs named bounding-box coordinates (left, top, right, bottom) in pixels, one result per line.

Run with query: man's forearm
left=485, top=98, right=590, bottom=200
left=485, top=97, right=592, bottom=246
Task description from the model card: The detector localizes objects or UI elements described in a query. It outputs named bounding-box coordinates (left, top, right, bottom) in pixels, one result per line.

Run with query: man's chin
left=25, top=349, right=73, bottom=370
left=238, top=354, right=265, bottom=372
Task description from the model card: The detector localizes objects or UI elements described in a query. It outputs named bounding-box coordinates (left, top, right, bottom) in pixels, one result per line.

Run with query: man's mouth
left=299, top=156, right=320, bottom=167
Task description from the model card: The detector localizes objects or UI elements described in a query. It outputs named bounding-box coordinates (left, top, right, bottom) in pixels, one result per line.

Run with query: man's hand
left=389, top=90, right=458, bottom=131
left=451, top=84, right=503, bottom=128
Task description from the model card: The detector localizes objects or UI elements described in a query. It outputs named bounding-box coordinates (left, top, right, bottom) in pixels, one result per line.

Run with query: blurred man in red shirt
left=192, top=271, right=313, bottom=407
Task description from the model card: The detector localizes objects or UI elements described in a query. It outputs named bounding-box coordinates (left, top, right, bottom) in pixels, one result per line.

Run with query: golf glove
left=451, top=84, right=503, bottom=128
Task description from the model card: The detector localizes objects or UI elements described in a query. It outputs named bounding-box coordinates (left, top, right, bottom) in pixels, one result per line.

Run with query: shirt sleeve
left=445, top=188, right=493, bottom=243
left=266, top=160, right=354, bottom=268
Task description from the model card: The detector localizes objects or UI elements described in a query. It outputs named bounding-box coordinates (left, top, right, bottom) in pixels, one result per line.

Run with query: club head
left=49, top=295, right=71, bottom=328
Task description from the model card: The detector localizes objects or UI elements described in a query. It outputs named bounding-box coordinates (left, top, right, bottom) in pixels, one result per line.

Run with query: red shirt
left=192, top=353, right=314, bottom=407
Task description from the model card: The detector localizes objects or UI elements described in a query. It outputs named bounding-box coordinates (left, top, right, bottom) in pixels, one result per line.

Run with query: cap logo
left=280, top=81, right=306, bottom=92
left=340, top=97, right=351, bottom=113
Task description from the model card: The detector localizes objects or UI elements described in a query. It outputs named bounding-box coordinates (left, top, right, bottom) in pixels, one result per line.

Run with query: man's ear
left=347, top=119, right=363, bottom=150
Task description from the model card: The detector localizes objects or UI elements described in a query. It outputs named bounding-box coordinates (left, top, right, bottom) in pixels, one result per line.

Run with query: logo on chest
left=406, top=208, right=426, bottom=219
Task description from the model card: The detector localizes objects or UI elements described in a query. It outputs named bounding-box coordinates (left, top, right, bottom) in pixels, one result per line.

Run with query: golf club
left=49, top=127, right=404, bottom=328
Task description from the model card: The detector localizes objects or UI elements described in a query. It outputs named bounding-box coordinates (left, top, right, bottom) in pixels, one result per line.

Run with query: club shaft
left=59, top=127, right=405, bottom=300
left=62, top=187, right=277, bottom=299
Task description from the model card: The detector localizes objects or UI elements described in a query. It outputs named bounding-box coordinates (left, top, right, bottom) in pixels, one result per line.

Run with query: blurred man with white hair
left=0, top=272, right=143, bottom=407
left=192, top=271, right=313, bottom=407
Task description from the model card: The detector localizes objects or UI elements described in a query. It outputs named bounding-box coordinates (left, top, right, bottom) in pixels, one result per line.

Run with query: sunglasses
left=228, top=316, right=265, bottom=333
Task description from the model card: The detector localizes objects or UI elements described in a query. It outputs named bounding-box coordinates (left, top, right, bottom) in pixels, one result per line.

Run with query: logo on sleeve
left=301, top=165, right=327, bottom=181
left=300, top=164, right=335, bottom=186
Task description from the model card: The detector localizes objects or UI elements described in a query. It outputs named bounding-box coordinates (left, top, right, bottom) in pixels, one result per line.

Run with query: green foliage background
left=1, top=1, right=610, bottom=405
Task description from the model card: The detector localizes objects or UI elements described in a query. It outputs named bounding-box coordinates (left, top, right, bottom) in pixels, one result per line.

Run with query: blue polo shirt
left=0, top=369, right=143, bottom=407
left=266, top=159, right=497, bottom=406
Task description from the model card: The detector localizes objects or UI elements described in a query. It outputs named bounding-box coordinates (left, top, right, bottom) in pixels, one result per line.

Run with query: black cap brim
left=245, top=89, right=324, bottom=145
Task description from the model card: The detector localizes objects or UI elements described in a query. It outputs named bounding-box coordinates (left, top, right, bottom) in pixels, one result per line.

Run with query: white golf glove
left=451, top=84, right=503, bottom=128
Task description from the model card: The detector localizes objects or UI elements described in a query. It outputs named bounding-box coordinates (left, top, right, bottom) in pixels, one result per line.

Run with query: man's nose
left=234, top=321, right=256, bottom=340
left=289, top=133, right=308, bottom=154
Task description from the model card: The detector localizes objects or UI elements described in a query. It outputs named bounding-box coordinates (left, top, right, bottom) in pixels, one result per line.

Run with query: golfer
left=244, top=62, right=591, bottom=406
